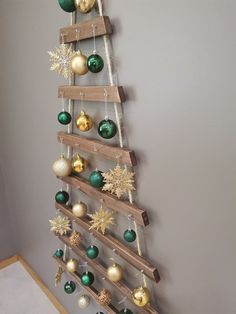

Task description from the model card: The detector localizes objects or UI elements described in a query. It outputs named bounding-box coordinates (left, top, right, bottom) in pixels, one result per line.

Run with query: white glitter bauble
left=72, top=202, right=88, bottom=218
left=78, top=294, right=90, bottom=309
left=52, top=155, right=72, bottom=177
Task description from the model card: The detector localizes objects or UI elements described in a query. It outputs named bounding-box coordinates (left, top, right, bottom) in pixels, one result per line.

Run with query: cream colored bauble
left=66, top=258, right=78, bottom=273
left=74, top=0, right=96, bottom=13
left=107, top=263, right=123, bottom=282
left=72, top=202, right=88, bottom=218
left=71, top=51, right=88, bottom=75
left=52, top=155, right=72, bottom=177
left=78, top=294, right=90, bottom=309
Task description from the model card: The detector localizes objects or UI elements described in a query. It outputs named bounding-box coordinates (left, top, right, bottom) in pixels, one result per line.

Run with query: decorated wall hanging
left=48, top=1, right=160, bottom=313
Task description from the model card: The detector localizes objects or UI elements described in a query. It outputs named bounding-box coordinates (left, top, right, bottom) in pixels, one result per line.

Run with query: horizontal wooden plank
left=57, top=132, right=137, bottom=166
left=60, top=175, right=149, bottom=226
left=56, top=203, right=160, bottom=283
left=59, top=235, right=159, bottom=314
left=58, top=86, right=126, bottom=103
left=60, top=16, right=112, bottom=43
left=53, top=256, right=118, bottom=314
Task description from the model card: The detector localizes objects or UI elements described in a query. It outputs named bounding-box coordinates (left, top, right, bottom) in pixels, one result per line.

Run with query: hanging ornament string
left=97, top=0, right=147, bottom=288
left=92, top=24, right=97, bottom=54
left=104, top=89, right=109, bottom=119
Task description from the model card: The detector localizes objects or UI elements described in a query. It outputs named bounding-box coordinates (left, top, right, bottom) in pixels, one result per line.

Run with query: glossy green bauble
left=58, top=111, right=72, bottom=125
left=124, top=229, right=136, bottom=243
left=55, top=191, right=69, bottom=204
left=86, top=245, right=99, bottom=259
left=89, top=170, right=104, bottom=188
left=81, top=271, right=94, bottom=286
left=98, top=119, right=117, bottom=139
left=64, top=281, right=76, bottom=294
left=58, top=0, right=76, bottom=12
left=120, top=309, right=133, bottom=314
left=87, top=54, right=104, bottom=73
left=54, top=249, right=64, bottom=258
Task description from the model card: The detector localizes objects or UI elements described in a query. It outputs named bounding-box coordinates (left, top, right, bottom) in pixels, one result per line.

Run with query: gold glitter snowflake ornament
left=54, top=266, right=64, bottom=286
left=89, top=206, right=115, bottom=235
left=48, top=44, right=76, bottom=79
left=102, top=164, right=135, bottom=199
left=49, top=215, right=71, bottom=236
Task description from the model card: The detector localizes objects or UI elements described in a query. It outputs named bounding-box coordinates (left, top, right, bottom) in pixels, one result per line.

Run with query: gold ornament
left=97, top=289, right=112, bottom=306
left=88, top=206, right=115, bottom=235
left=76, top=110, right=93, bottom=132
left=48, top=44, right=76, bottom=79
left=131, top=287, right=151, bottom=307
left=102, top=164, right=135, bottom=199
left=71, top=51, right=88, bottom=75
left=49, top=215, right=71, bottom=236
left=72, top=202, right=88, bottom=218
left=78, top=294, right=90, bottom=309
left=107, top=263, right=123, bottom=282
left=69, top=231, right=83, bottom=247
left=52, top=155, right=72, bottom=177
left=66, top=258, right=78, bottom=273
left=74, top=0, right=96, bottom=13
left=72, top=154, right=88, bottom=173
left=54, top=266, right=64, bottom=286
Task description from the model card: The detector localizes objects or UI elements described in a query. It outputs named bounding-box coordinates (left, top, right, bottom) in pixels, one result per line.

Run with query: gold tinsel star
left=48, top=44, right=76, bottom=79
left=49, top=215, right=71, bottom=236
left=69, top=231, right=82, bottom=247
left=54, top=266, right=64, bottom=286
left=102, top=164, right=135, bottom=199
left=89, top=206, right=115, bottom=235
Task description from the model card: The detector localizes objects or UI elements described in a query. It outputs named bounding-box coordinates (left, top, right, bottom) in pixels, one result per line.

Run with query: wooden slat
left=60, top=16, right=112, bottom=43
left=56, top=203, right=160, bottom=283
left=58, top=86, right=125, bottom=103
left=53, top=256, right=118, bottom=314
left=58, top=132, right=137, bottom=166
left=60, top=175, right=149, bottom=226
left=59, top=235, right=159, bottom=314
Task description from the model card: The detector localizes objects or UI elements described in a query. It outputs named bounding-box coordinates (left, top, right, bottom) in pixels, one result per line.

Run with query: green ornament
left=123, top=229, right=136, bottom=243
left=64, top=281, right=76, bottom=294
left=55, top=191, right=69, bottom=204
left=58, top=111, right=72, bottom=125
left=86, top=245, right=99, bottom=259
left=81, top=271, right=94, bottom=286
left=98, top=119, right=117, bottom=139
left=87, top=54, right=104, bottom=73
left=120, top=310, right=133, bottom=314
left=58, top=0, right=76, bottom=12
left=89, top=170, right=104, bottom=188
left=54, top=249, right=64, bottom=258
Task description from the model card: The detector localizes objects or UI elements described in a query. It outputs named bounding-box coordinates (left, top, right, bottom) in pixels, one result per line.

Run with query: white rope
left=97, top=0, right=147, bottom=287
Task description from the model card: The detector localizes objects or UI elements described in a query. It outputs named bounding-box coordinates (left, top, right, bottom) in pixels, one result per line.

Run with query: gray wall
left=0, top=1, right=236, bottom=314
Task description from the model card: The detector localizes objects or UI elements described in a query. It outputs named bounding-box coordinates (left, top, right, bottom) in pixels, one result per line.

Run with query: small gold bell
left=76, top=110, right=93, bottom=132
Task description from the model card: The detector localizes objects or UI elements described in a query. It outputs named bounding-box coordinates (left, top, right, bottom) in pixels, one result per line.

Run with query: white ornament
left=78, top=294, right=90, bottom=309
left=52, top=155, right=72, bottom=177
left=72, top=202, right=88, bottom=218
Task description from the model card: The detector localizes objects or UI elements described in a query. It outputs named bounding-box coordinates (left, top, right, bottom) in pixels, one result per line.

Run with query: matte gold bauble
left=131, top=286, right=151, bottom=307
left=97, top=289, right=112, bottom=306
left=107, top=263, right=123, bottom=282
left=66, top=258, right=78, bottom=273
left=72, top=202, right=88, bottom=218
left=72, top=154, right=88, bottom=173
left=74, top=0, right=96, bottom=13
left=52, top=155, right=72, bottom=177
left=78, top=294, right=90, bottom=309
left=71, top=51, right=88, bottom=75
left=76, top=110, right=93, bottom=132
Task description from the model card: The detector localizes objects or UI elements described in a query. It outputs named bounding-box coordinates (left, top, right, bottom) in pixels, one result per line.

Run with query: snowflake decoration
left=102, top=164, right=135, bottom=199
left=69, top=231, right=82, bottom=247
left=54, top=266, right=64, bottom=286
left=88, top=206, right=115, bottom=235
left=48, top=44, right=76, bottom=79
left=49, top=215, right=71, bottom=236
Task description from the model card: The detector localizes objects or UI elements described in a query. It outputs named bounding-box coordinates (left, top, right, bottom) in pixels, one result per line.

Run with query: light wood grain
left=56, top=202, right=160, bottom=283
left=60, top=175, right=149, bottom=226
left=0, top=255, right=18, bottom=270
left=58, top=131, right=137, bottom=166
left=60, top=16, right=112, bottom=43
left=53, top=256, right=118, bottom=314
left=58, top=85, right=126, bottom=103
